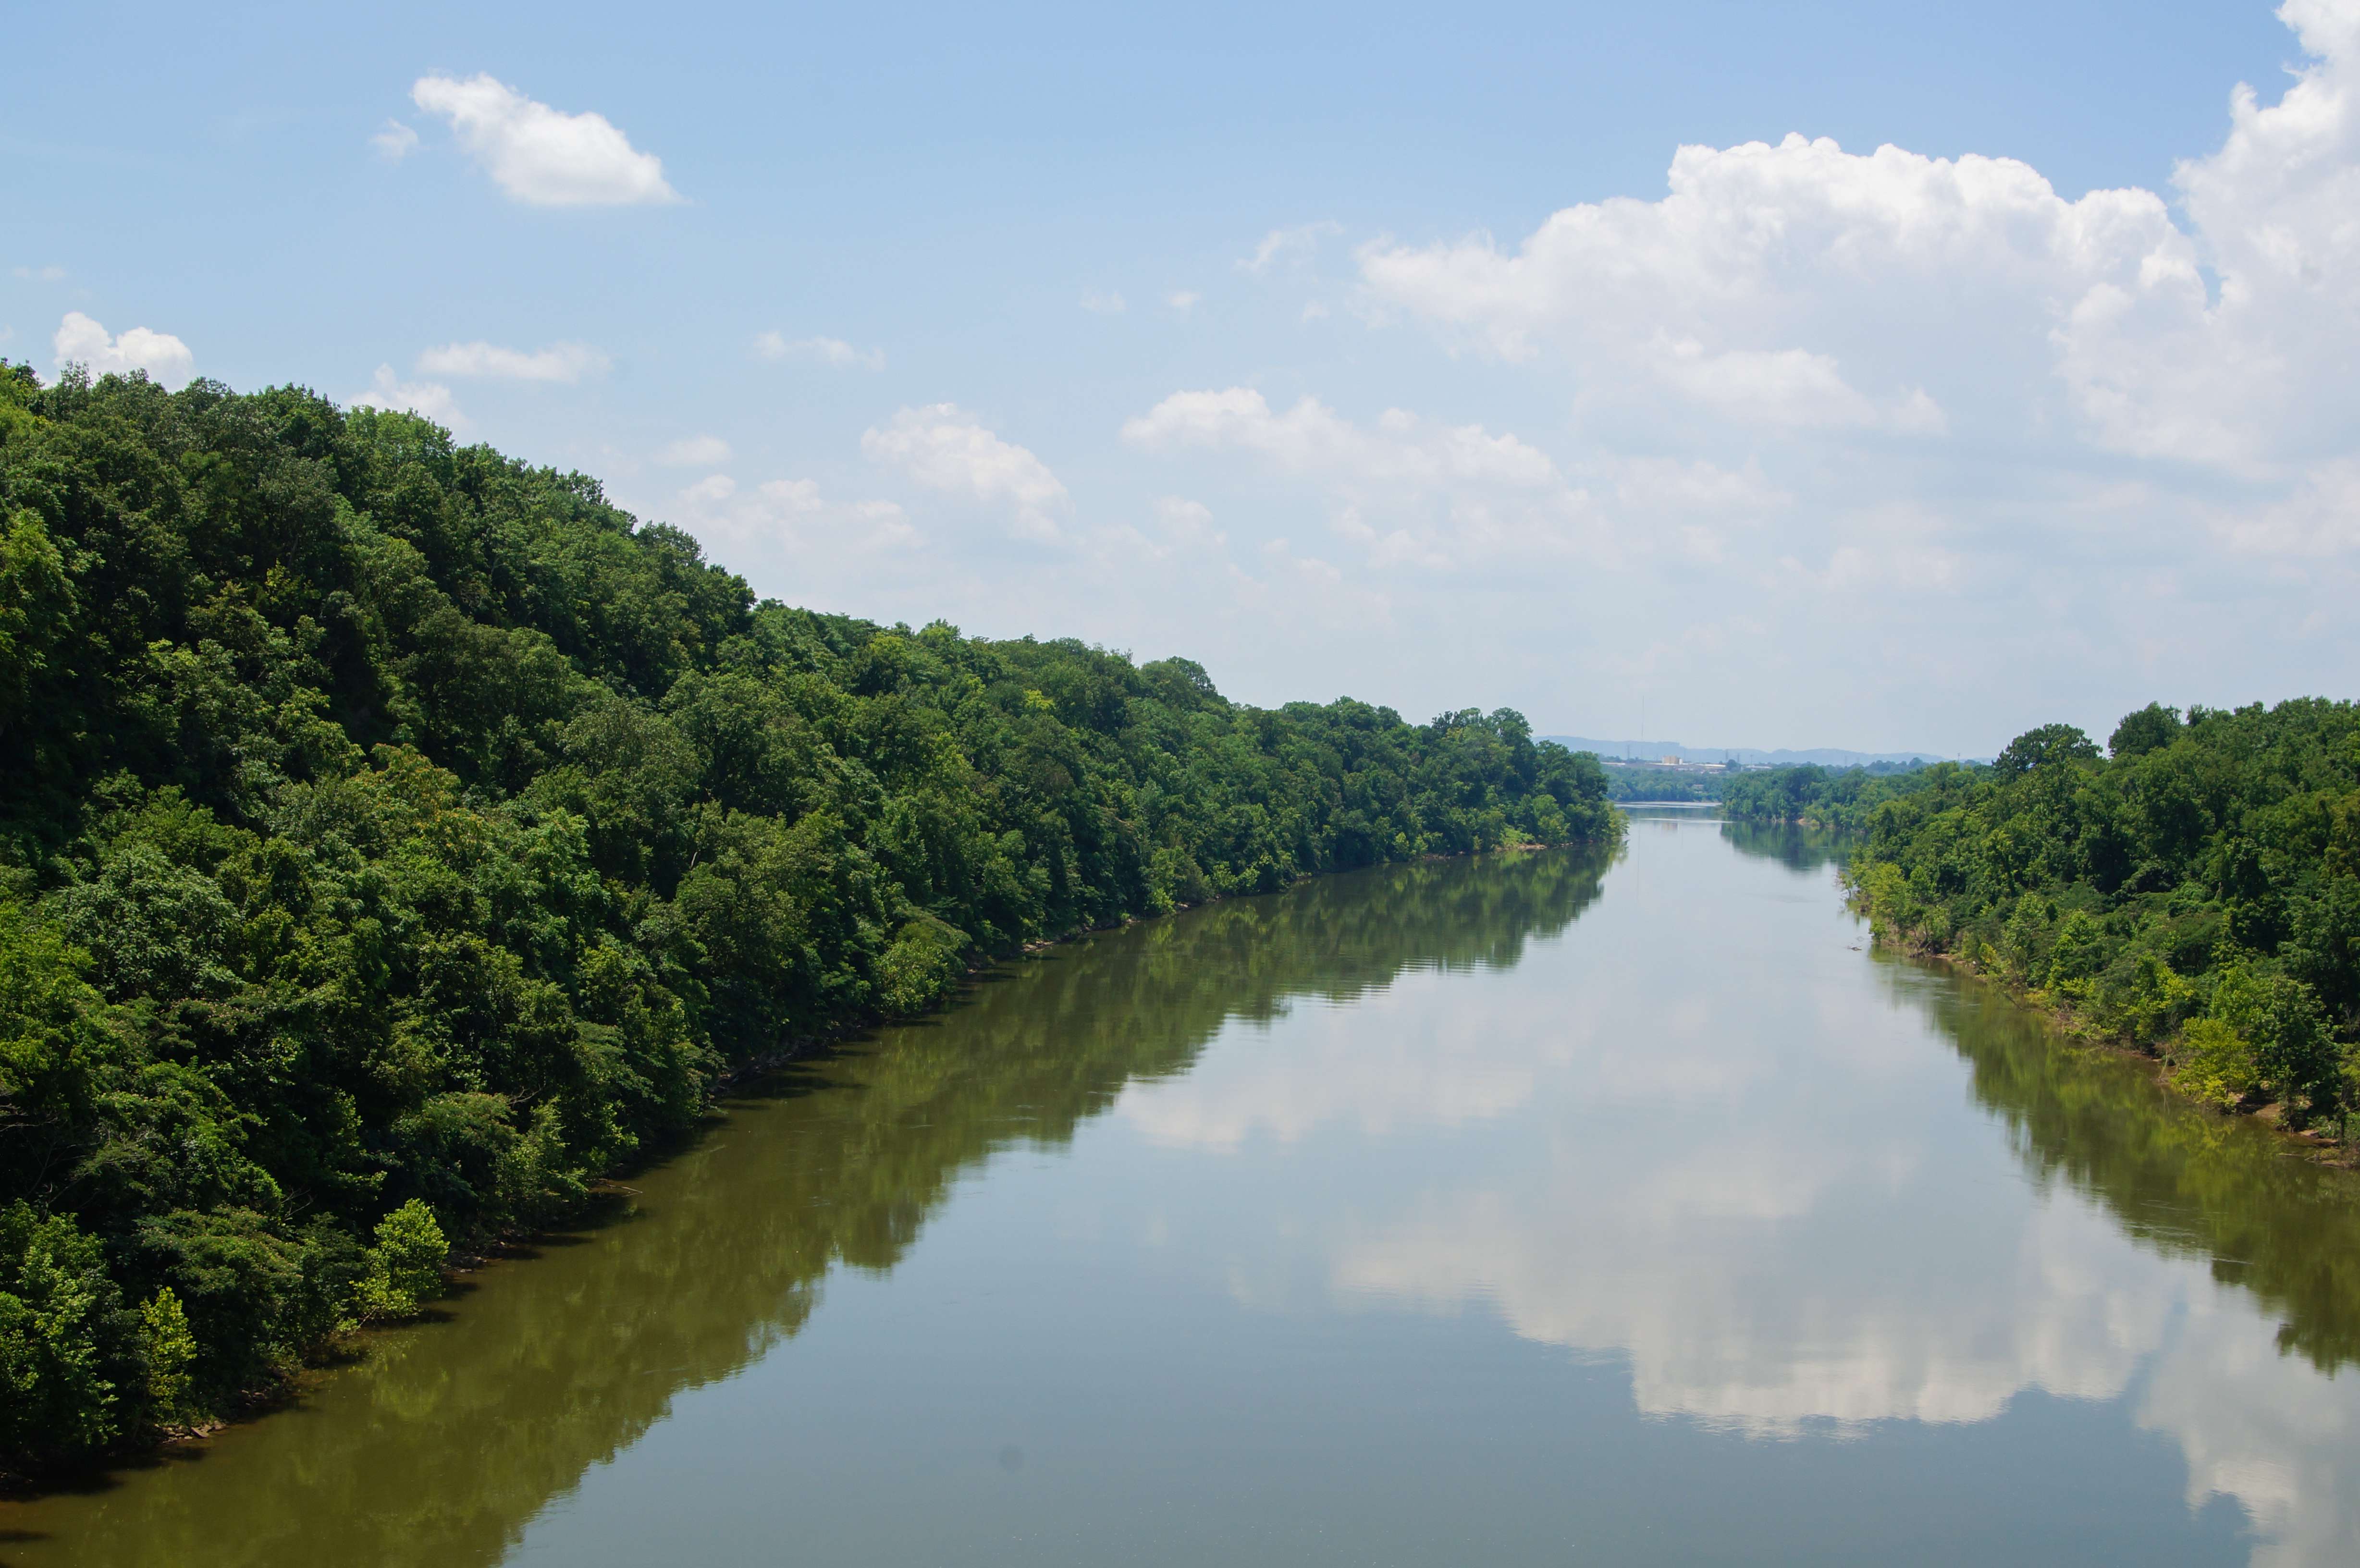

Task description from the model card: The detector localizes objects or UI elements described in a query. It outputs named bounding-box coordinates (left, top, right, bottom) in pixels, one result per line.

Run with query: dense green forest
left=1719, top=760, right=1947, bottom=829
left=1850, top=702, right=2360, bottom=1132
left=1604, top=757, right=1938, bottom=813
left=0, top=364, right=1617, bottom=1469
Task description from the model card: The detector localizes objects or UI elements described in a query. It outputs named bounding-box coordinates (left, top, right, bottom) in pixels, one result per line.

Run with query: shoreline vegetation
left=0, top=364, right=1621, bottom=1477
left=1717, top=760, right=1946, bottom=830
left=1839, top=702, right=2360, bottom=1159
left=1601, top=754, right=1935, bottom=808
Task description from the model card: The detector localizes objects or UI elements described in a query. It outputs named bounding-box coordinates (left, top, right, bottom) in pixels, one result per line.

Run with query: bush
left=876, top=915, right=969, bottom=1015
left=138, top=1286, right=196, bottom=1423
left=2045, top=910, right=2111, bottom=994
left=352, top=1200, right=448, bottom=1322
left=0, top=1203, right=132, bottom=1459
left=2172, top=1018, right=2259, bottom=1109
left=2212, top=967, right=2338, bottom=1122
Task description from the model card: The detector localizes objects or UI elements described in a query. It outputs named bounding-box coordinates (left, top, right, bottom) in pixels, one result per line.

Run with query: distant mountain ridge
left=1542, top=737, right=1977, bottom=767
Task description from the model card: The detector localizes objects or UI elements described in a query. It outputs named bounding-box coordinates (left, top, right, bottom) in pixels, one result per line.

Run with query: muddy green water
left=11, top=813, right=2360, bottom=1566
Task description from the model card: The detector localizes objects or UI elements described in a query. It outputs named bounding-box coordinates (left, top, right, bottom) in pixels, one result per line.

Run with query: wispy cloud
left=752, top=331, right=885, bottom=370
left=370, top=119, right=419, bottom=161
left=862, top=404, right=1069, bottom=541
left=670, top=473, right=916, bottom=551
left=416, top=339, right=609, bottom=382
left=1238, top=220, right=1341, bottom=274
left=656, top=434, right=732, bottom=466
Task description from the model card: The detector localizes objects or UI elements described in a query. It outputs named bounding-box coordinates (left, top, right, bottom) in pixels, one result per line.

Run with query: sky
left=5, top=0, right=2355, bottom=757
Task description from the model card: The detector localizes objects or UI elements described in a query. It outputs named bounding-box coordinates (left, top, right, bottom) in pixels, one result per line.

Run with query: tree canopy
left=1718, top=760, right=1943, bottom=830
left=0, top=364, right=1616, bottom=1468
left=1848, top=700, right=2360, bottom=1129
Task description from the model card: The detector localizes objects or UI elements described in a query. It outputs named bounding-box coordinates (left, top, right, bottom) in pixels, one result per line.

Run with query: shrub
left=2213, top=965, right=2338, bottom=1121
left=352, top=1200, right=448, bottom=1322
left=138, top=1286, right=196, bottom=1423
left=0, top=1203, right=132, bottom=1459
left=2172, top=1018, right=2259, bottom=1109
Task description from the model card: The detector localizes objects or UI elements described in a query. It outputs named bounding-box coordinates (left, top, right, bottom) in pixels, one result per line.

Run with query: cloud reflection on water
left=1116, top=825, right=2360, bottom=1564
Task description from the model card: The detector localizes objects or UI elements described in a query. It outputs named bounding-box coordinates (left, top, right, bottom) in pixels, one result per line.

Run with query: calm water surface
left=12, top=813, right=2360, bottom=1566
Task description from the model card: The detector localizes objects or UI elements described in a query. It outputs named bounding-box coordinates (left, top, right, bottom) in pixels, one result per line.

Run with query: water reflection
left=1922, top=971, right=2360, bottom=1372
left=1718, top=816, right=1849, bottom=874
left=15, top=821, right=2360, bottom=1566
left=0, top=848, right=1613, bottom=1568
left=1241, top=825, right=2357, bottom=1565
left=1921, top=968, right=2360, bottom=1566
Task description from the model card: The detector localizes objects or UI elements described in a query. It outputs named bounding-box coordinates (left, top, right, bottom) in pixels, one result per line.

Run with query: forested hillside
left=1850, top=702, right=2360, bottom=1132
left=0, top=365, right=1616, bottom=1468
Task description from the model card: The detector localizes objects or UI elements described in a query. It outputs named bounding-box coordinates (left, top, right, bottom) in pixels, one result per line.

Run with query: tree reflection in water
left=17, top=825, right=2360, bottom=1568
left=0, top=848, right=1614, bottom=1568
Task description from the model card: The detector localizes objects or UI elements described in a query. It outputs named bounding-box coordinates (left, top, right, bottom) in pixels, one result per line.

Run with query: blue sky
left=6, top=0, right=2351, bottom=755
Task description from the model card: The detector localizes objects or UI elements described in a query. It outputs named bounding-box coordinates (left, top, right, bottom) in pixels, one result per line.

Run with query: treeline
left=1599, top=762, right=1718, bottom=802
left=1606, top=758, right=1941, bottom=816
left=1848, top=702, right=2359, bottom=1132
left=0, top=365, right=1618, bottom=1469
left=1720, top=761, right=1946, bottom=830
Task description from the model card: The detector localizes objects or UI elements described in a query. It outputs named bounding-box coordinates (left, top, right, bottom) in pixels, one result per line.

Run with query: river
left=9, top=810, right=2360, bottom=1566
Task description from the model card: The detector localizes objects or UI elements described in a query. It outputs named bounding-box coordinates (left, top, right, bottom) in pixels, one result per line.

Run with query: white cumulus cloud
left=862, top=404, right=1070, bottom=541
left=1358, top=131, right=2176, bottom=447
left=1058, top=0, right=2345, bottom=751
left=1357, top=2, right=2360, bottom=476
left=1125, top=388, right=1622, bottom=571
left=1653, top=339, right=1945, bottom=431
left=2053, top=0, right=2360, bottom=469
left=416, top=339, right=609, bottom=382
left=410, top=73, right=678, bottom=207
left=52, top=311, right=194, bottom=388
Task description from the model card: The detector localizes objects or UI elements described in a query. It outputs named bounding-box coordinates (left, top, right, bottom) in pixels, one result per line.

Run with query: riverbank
left=14, top=807, right=2356, bottom=1567
left=4, top=368, right=1643, bottom=1479
left=3, top=828, right=1621, bottom=1494
left=1832, top=706, right=2360, bottom=1180
left=711, top=828, right=1603, bottom=1091
left=1853, top=888, right=2358, bottom=1170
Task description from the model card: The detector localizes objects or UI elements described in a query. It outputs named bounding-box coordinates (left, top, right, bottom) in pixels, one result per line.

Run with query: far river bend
left=10, top=809, right=2360, bottom=1566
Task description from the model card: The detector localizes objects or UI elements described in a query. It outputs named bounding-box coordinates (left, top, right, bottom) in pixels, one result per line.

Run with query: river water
left=11, top=811, right=2360, bottom=1566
